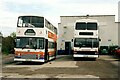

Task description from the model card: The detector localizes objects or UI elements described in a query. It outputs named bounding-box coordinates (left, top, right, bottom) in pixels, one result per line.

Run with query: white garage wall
left=58, top=15, right=118, bottom=51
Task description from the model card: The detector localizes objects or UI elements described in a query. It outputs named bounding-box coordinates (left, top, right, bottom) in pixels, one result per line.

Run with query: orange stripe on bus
left=48, top=51, right=55, bottom=56
left=15, top=51, right=56, bottom=56
left=15, top=51, right=44, bottom=55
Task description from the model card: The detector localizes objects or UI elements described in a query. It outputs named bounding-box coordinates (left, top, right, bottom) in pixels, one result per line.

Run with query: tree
left=2, top=32, right=16, bottom=54
left=10, top=32, right=16, bottom=39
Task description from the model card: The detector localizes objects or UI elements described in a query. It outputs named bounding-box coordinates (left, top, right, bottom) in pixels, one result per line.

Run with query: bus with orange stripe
left=14, top=16, right=57, bottom=62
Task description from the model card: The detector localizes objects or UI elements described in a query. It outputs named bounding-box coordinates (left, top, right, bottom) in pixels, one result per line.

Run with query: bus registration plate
left=26, top=59, right=31, bottom=61
left=83, top=55, right=88, bottom=57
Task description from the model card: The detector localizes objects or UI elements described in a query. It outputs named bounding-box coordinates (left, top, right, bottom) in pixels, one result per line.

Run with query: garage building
left=57, top=15, right=118, bottom=54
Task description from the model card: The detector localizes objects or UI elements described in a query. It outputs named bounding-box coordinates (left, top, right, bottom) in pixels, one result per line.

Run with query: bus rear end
left=73, top=19, right=99, bottom=59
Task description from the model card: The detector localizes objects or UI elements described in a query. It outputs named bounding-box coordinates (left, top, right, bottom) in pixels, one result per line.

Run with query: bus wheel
left=45, top=53, right=49, bottom=63
left=94, top=58, right=98, bottom=61
left=73, top=57, right=76, bottom=61
left=47, top=53, right=49, bottom=62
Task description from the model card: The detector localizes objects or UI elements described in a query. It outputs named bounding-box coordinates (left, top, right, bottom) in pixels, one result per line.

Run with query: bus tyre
left=54, top=53, right=57, bottom=60
left=47, top=54, right=49, bottom=62
left=94, top=58, right=97, bottom=61
left=45, top=53, right=49, bottom=63
left=73, top=57, right=76, bottom=61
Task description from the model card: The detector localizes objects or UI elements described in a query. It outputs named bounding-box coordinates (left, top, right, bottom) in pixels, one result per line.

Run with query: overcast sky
left=0, top=0, right=119, bottom=36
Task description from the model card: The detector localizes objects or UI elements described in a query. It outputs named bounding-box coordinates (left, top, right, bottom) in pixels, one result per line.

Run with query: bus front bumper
left=14, top=58, right=45, bottom=62
left=73, top=54, right=99, bottom=58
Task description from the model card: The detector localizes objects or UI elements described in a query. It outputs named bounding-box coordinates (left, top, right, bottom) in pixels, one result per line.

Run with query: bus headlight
left=18, top=53, right=20, bottom=56
left=95, top=51, right=99, bottom=54
left=74, top=49, right=78, bottom=51
left=15, top=53, right=21, bottom=58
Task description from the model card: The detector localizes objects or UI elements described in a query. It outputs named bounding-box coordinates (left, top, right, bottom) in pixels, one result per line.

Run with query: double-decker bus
left=73, top=19, right=99, bottom=59
left=14, top=16, right=57, bottom=62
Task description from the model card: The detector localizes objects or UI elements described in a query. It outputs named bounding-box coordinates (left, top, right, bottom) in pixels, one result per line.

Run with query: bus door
left=45, top=39, right=49, bottom=61
left=54, top=41, right=57, bottom=58
left=65, top=42, right=71, bottom=55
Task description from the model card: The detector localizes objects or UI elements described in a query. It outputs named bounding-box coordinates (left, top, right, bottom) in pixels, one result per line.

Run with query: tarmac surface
left=1, top=54, right=120, bottom=80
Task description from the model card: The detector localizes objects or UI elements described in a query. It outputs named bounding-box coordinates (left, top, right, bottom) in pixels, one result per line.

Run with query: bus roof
left=76, top=19, right=98, bottom=23
left=18, top=15, right=44, bottom=18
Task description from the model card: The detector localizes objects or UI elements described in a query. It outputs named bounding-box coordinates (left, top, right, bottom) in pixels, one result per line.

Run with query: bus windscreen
left=16, top=37, right=44, bottom=49
left=17, top=16, right=44, bottom=28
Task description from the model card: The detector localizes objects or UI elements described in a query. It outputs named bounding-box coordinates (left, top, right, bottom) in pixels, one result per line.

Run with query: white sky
left=0, top=0, right=119, bottom=36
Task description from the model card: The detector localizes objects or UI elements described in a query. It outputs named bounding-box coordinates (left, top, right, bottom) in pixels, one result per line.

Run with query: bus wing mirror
left=71, top=39, right=73, bottom=42
left=99, top=39, right=101, bottom=41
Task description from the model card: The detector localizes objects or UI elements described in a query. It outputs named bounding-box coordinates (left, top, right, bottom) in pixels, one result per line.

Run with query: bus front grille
left=21, top=54, right=36, bottom=59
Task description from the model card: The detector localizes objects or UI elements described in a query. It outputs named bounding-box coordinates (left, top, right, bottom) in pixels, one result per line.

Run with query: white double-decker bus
left=73, top=19, right=99, bottom=59
left=14, top=16, right=57, bottom=62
